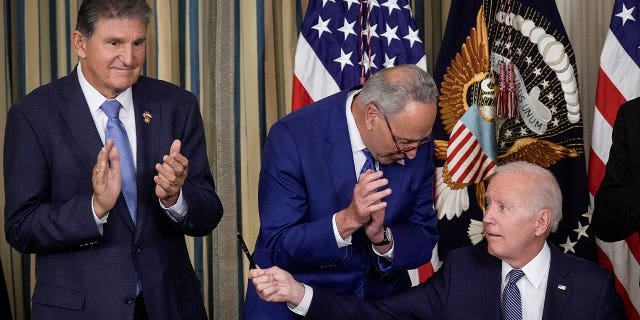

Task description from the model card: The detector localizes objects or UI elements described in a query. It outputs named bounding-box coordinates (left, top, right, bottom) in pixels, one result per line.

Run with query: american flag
left=589, top=0, right=640, bottom=318
left=292, top=0, right=437, bottom=283
left=292, top=0, right=427, bottom=111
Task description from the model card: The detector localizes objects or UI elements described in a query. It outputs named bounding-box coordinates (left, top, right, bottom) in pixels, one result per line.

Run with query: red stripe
left=291, top=75, right=315, bottom=111
left=595, top=69, right=625, bottom=127
left=417, top=262, right=434, bottom=283
left=587, top=150, right=606, bottom=195
left=597, top=247, right=640, bottom=320
left=458, top=146, right=483, bottom=182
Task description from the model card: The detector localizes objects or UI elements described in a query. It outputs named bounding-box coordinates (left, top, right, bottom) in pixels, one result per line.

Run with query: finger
left=109, top=146, right=121, bottom=172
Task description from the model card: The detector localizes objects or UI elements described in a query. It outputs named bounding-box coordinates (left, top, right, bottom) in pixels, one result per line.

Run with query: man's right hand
left=336, top=170, right=391, bottom=239
left=249, top=266, right=305, bottom=306
left=92, top=139, right=122, bottom=218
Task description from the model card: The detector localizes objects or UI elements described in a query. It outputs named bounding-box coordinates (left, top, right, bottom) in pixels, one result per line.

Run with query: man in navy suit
left=244, top=65, right=439, bottom=319
left=250, top=161, right=625, bottom=319
left=3, top=1, right=223, bottom=319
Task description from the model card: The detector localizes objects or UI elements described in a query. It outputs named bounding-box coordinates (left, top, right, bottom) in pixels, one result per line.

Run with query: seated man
left=250, top=161, right=625, bottom=320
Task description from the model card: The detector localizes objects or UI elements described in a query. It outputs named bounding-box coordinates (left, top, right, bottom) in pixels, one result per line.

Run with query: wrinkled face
left=367, top=100, right=436, bottom=165
left=483, top=172, right=541, bottom=268
left=73, top=17, right=147, bottom=98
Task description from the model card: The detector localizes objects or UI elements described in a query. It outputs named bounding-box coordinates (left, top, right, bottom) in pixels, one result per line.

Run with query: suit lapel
left=322, top=92, right=358, bottom=209
left=479, top=251, right=503, bottom=318
left=131, top=77, right=161, bottom=241
left=542, top=243, right=572, bottom=320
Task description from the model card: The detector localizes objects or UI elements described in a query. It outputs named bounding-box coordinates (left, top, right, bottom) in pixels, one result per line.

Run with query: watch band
left=372, top=227, right=391, bottom=246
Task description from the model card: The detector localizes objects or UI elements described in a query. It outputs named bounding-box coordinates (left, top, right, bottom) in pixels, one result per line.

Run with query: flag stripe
left=597, top=247, right=640, bottom=319
left=595, top=70, right=625, bottom=126
left=599, top=31, right=640, bottom=101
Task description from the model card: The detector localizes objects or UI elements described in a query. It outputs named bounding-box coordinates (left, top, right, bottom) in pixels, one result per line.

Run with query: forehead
left=387, top=100, right=436, bottom=135
left=486, top=172, right=529, bottom=200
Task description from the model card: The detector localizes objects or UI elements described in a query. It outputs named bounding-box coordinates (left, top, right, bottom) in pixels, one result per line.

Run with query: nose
left=404, top=148, right=418, bottom=159
left=119, top=44, right=135, bottom=65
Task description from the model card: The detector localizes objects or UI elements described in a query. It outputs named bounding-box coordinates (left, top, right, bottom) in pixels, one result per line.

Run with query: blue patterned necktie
left=360, top=148, right=376, bottom=174
left=502, top=269, right=525, bottom=320
left=102, top=100, right=137, bottom=225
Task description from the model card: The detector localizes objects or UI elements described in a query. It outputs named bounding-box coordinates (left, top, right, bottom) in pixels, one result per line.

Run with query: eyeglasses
left=382, top=115, right=431, bottom=154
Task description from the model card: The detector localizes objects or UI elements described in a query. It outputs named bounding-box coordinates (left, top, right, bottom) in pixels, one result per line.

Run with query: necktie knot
left=507, top=269, right=525, bottom=285
left=361, top=148, right=376, bottom=174
left=101, top=100, right=122, bottom=119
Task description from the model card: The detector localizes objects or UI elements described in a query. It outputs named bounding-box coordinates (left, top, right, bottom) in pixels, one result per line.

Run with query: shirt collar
left=77, top=62, right=134, bottom=117
left=345, top=89, right=365, bottom=154
left=501, top=242, right=551, bottom=289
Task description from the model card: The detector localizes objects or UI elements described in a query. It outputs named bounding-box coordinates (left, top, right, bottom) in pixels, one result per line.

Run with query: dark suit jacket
left=3, top=70, right=223, bottom=320
left=244, top=89, right=439, bottom=319
left=593, top=97, right=640, bottom=241
left=307, top=242, right=625, bottom=320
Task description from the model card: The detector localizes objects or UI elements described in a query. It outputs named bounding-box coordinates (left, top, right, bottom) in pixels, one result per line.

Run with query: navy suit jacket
left=244, top=89, right=439, bottom=319
left=4, top=70, right=223, bottom=320
left=307, top=242, right=625, bottom=319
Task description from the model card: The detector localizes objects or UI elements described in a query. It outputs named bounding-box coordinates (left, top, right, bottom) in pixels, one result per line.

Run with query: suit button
left=133, top=247, right=141, bottom=255
left=125, top=297, right=135, bottom=304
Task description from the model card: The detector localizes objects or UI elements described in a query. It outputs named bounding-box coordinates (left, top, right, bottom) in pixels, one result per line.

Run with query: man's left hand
left=154, top=139, right=189, bottom=206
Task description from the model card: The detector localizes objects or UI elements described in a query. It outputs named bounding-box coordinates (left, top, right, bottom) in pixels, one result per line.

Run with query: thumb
left=170, top=139, right=181, bottom=157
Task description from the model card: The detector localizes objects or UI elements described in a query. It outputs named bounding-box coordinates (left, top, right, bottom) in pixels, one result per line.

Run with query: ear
left=364, top=104, right=380, bottom=130
left=72, top=31, right=88, bottom=59
left=534, top=209, right=551, bottom=237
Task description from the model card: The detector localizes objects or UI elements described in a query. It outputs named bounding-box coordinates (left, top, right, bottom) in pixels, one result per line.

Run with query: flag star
left=404, top=4, right=412, bottom=16
left=583, top=207, right=593, bottom=223
left=516, top=48, right=523, bottom=55
left=381, top=23, right=400, bottom=45
left=383, top=53, right=397, bottom=68
left=550, top=106, right=558, bottom=114
left=334, top=49, right=354, bottom=71
left=525, top=56, right=533, bottom=65
left=514, top=118, right=521, bottom=124
left=573, top=222, right=590, bottom=240
left=533, top=68, right=542, bottom=77
left=504, top=129, right=513, bottom=138
left=505, top=42, right=512, bottom=50
left=500, top=140, right=506, bottom=148
left=519, top=127, right=527, bottom=135
left=616, top=3, right=636, bottom=26
left=364, top=24, right=379, bottom=39
left=343, top=0, right=360, bottom=10
left=381, top=0, right=401, bottom=15
left=552, top=118, right=559, bottom=127
left=403, top=26, right=422, bottom=48
left=560, top=236, right=577, bottom=253
left=495, top=39, right=503, bottom=47
left=312, top=16, right=332, bottom=38
left=546, top=92, right=554, bottom=101
left=362, top=53, right=378, bottom=73
left=322, top=0, right=336, bottom=7
left=338, top=18, right=357, bottom=40
left=368, top=0, right=380, bottom=10
left=541, top=80, right=549, bottom=89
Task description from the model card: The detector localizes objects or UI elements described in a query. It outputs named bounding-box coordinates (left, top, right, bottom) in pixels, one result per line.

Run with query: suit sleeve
left=594, top=272, right=626, bottom=320
left=170, top=92, right=223, bottom=236
left=592, top=99, right=640, bottom=241
left=4, top=106, right=102, bottom=253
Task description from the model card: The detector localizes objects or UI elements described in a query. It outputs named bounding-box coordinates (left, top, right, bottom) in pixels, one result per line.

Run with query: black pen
left=237, top=232, right=257, bottom=269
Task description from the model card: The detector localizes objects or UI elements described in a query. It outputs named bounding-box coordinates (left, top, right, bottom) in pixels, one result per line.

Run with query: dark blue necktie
left=361, top=149, right=376, bottom=174
left=502, top=269, right=525, bottom=320
left=102, top=100, right=137, bottom=225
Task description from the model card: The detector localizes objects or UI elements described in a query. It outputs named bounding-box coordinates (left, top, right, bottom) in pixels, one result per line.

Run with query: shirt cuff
left=91, top=195, right=109, bottom=235
left=288, top=284, right=313, bottom=316
left=371, top=228, right=394, bottom=260
left=332, top=213, right=351, bottom=248
left=160, top=188, right=188, bottom=222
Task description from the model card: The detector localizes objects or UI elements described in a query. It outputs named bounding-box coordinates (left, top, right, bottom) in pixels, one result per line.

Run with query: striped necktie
left=501, top=268, right=525, bottom=320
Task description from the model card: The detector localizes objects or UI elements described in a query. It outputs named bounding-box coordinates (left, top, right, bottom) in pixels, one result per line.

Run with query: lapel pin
left=142, top=111, right=152, bottom=124
left=557, top=284, right=566, bottom=290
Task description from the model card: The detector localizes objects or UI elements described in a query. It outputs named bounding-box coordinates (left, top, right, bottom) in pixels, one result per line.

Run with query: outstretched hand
left=92, top=139, right=122, bottom=218
left=249, top=266, right=305, bottom=306
left=155, top=139, right=189, bottom=206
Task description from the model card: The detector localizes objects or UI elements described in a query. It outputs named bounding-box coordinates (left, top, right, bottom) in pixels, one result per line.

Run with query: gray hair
left=76, top=0, right=152, bottom=38
left=359, top=65, right=438, bottom=117
left=492, top=161, right=563, bottom=233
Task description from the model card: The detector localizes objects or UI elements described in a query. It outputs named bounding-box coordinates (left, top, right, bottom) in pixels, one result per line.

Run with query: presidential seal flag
left=589, top=0, right=640, bottom=318
left=433, top=0, right=596, bottom=262
left=291, top=0, right=427, bottom=111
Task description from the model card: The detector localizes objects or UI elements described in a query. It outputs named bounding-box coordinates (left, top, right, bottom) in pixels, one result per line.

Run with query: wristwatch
left=372, top=226, right=392, bottom=246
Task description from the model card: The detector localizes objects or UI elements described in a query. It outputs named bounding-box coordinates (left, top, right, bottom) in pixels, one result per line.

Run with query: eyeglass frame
left=381, top=114, right=431, bottom=154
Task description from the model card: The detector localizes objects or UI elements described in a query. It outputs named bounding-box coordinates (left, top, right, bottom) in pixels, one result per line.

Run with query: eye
left=107, top=40, right=118, bottom=46
left=133, top=39, right=146, bottom=47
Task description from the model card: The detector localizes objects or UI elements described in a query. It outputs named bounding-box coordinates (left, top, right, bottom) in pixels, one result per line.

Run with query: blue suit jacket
left=307, top=242, right=625, bottom=319
left=244, top=89, right=439, bottom=319
left=4, top=70, right=223, bottom=320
